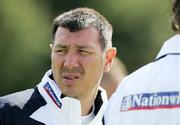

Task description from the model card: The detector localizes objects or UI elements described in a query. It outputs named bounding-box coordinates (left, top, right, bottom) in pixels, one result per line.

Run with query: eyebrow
left=54, top=44, right=94, bottom=50
left=77, top=45, right=94, bottom=50
left=54, top=44, right=67, bottom=48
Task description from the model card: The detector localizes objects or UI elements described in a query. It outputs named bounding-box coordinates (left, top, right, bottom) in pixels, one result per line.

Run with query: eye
left=78, top=49, right=92, bottom=55
left=55, top=49, right=63, bottom=52
left=55, top=49, right=67, bottom=55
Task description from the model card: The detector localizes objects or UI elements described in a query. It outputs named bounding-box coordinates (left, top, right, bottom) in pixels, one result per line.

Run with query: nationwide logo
left=120, top=91, right=180, bottom=111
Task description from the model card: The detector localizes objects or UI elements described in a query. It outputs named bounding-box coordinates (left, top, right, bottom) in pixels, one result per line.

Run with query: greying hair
left=52, top=7, right=113, bottom=51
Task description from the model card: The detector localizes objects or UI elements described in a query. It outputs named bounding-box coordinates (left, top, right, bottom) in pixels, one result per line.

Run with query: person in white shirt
left=0, top=7, right=117, bottom=125
left=105, top=0, right=180, bottom=125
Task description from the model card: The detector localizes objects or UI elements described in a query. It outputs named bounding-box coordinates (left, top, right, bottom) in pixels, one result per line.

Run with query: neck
left=80, top=87, right=98, bottom=116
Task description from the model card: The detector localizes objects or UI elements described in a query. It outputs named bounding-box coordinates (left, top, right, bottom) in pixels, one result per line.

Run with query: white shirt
left=105, top=35, right=180, bottom=125
left=81, top=106, right=95, bottom=125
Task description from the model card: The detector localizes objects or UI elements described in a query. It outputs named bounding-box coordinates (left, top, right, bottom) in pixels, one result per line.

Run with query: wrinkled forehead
left=53, top=27, right=102, bottom=50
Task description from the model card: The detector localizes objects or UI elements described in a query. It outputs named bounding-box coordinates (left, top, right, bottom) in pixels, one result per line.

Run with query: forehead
left=54, top=27, right=101, bottom=48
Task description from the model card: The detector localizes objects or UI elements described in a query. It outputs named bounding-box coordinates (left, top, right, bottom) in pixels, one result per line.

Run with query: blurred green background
left=0, top=0, right=174, bottom=96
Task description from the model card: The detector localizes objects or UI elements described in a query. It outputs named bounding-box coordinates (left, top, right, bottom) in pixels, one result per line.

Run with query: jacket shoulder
left=0, top=89, right=35, bottom=109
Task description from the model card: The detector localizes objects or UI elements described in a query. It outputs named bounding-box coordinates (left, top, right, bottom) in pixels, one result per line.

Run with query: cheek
left=51, top=56, right=64, bottom=71
left=52, top=54, right=62, bottom=65
left=84, top=57, right=105, bottom=77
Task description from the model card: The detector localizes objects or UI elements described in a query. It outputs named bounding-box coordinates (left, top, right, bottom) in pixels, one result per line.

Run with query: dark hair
left=52, top=7, right=113, bottom=51
left=172, top=0, right=180, bottom=32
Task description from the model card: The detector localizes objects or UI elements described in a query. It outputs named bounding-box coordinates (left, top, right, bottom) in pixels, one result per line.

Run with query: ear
left=104, top=47, right=117, bottom=73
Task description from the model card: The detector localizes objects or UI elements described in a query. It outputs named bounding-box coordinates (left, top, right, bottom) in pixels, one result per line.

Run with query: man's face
left=51, top=27, right=113, bottom=100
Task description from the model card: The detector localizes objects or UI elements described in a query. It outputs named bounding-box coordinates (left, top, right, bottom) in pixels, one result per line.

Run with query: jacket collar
left=156, top=34, right=180, bottom=60
left=32, top=69, right=107, bottom=125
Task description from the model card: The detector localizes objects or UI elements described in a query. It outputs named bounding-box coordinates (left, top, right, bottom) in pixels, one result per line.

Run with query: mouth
left=62, top=74, right=80, bottom=85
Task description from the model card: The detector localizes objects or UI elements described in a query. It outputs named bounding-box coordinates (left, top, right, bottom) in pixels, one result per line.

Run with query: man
left=100, top=57, right=127, bottom=99
left=0, top=7, right=116, bottom=125
left=105, top=0, right=180, bottom=125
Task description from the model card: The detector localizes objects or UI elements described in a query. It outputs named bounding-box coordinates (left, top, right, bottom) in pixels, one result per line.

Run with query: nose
left=63, top=53, right=79, bottom=68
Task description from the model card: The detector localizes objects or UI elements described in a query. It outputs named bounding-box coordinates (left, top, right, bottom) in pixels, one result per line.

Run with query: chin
left=62, top=92, right=78, bottom=98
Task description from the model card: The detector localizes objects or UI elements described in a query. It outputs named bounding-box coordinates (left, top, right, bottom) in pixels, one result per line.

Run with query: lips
left=62, top=73, right=80, bottom=85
